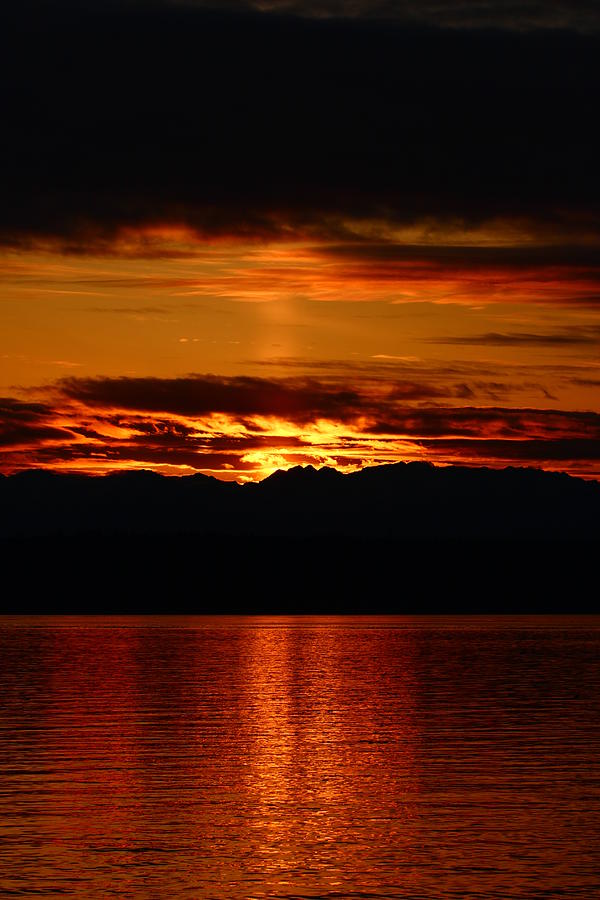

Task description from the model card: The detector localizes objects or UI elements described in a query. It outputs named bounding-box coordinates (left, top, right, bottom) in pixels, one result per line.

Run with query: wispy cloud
left=429, top=325, right=600, bottom=346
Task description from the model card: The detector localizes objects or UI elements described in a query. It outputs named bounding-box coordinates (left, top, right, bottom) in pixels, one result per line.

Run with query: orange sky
left=2, top=226, right=600, bottom=480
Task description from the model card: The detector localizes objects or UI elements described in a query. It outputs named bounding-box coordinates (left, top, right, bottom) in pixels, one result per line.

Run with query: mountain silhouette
left=1, top=462, right=598, bottom=540
left=1, top=463, right=598, bottom=613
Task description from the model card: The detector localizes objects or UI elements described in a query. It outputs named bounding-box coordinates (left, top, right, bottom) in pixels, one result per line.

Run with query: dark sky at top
left=1, top=0, right=599, bottom=247
left=120, top=1, right=600, bottom=33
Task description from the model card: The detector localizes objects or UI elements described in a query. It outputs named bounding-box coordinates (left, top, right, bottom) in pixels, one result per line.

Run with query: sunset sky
left=1, top=0, right=599, bottom=480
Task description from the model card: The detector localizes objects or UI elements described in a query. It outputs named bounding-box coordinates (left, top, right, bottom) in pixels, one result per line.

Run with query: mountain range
left=1, top=461, right=598, bottom=540
left=1, top=463, right=598, bottom=612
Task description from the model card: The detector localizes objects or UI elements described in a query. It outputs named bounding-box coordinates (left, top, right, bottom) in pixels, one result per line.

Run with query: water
left=1, top=616, right=599, bottom=899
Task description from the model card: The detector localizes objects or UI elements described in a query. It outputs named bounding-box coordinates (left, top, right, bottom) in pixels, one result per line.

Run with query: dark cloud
left=1, top=2, right=600, bottom=246
left=53, top=373, right=455, bottom=419
left=429, top=325, right=600, bottom=346
left=420, top=437, right=600, bottom=462
left=323, top=243, right=600, bottom=270
left=571, top=377, right=600, bottom=387
left=42, top=374, right=600, bottom=440
left=0, top=398, right=73, bottom=447
left=115, top=1, right=600, bottom=33
left=258, top=1, right=600, bottom=32
left=3, top=376, right=600, bottom=476
left=369, top=406, right=600, bottom=439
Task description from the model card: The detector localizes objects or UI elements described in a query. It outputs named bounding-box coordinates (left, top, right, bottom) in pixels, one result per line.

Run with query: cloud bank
left=2, top=374, right=599, bottom=478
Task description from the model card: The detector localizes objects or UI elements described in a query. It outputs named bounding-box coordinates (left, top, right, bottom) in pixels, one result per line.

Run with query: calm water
left=1, top=616, right=599, bottom=899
